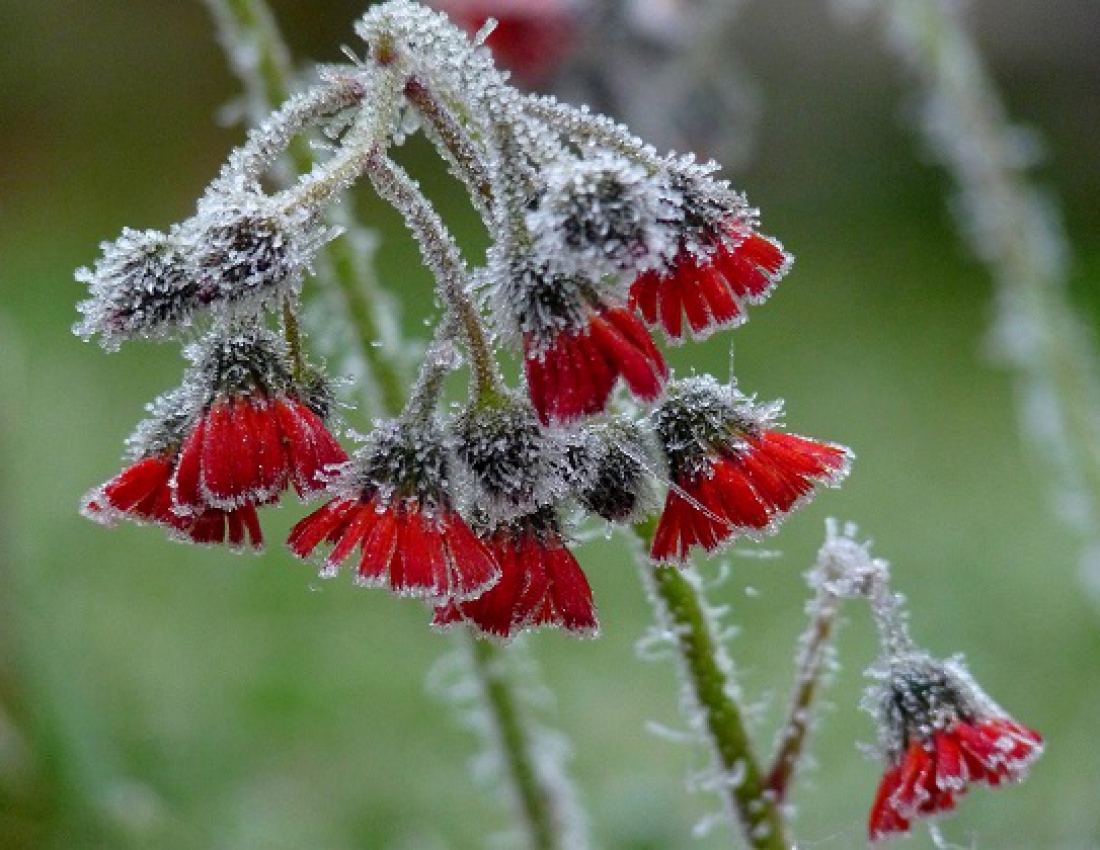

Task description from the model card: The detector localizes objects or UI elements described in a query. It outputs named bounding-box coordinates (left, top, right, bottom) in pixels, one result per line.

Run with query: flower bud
left=566, top=418, right=661, bottom=523
left=74, top=227, right=199, bottom=350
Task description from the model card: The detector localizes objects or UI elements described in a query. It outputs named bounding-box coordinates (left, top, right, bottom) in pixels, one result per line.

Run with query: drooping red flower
left=170, top=329, right=346, bottom=515
left=82, top=452, right=264, bottom=551
left=630, top=226, right=790, bottom=344
left=288, top=418, right=499, bottom=601
left=525, top=304, right=668, bottom=425
left=650, top=377, right=850, bottom=563
left=171, top=393, right=346, bottom=513
left=867, top=656, right=1043, bottom=842
left=432, top=509, right=598, bottom=640
left=434, top=0, right=581, bottom=86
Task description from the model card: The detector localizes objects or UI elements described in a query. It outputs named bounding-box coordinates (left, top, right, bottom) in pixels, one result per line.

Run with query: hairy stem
left=468, top=638, right=558, bottom=850
left=766, top=577, right=841, bottom=802
left=205, top=0, right=409, bottom=416
left=634, top=525, right=787, bottom=848
left=203, top=5, right=575, bottom=846
left=361, top=148, right=503, bottom=403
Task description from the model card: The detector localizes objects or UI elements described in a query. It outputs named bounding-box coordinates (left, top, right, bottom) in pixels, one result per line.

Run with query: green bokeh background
left=2, top=1, right=1098, bottom=847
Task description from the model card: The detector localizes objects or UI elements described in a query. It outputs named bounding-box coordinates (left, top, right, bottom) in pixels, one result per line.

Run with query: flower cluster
left=77, top=0, right=847, bottom=643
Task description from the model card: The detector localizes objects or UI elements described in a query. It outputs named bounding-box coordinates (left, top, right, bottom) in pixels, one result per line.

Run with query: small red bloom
left=171, top=393, right=346, bottom=513
left=525, top=305, right=668, bottom=425
left=867, top=656, right=1043, bottom=842
left=650, top=378, right=849, bottom=563
left=630, top=227, right=790, bottom=344
left=289, top=417, right=499, bottom=601
left=435, top=0, right=581, bottom=86
left=82, top=452, right=263, bottom=551
left=432, top=511, right=598, bottom=640
left=289, top=497, right=498, bottom=601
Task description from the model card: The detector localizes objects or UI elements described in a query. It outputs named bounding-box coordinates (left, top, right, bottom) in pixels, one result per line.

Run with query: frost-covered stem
left=766, top=577, right=841, bottom=802
left=633, top=525, right=787, bottom=848
left=468, top=638, right=558, bottom=850
left=866, top=0, right=1100, bottom=590
left=281, top=296, right=304, bottom=381
left=361, top=148, right=503, bottom=403
left=203, top=0, right=409, bottom=417
left=521, top=95, right=662, bottom=173
left=403, top=75, right=494, bottom=207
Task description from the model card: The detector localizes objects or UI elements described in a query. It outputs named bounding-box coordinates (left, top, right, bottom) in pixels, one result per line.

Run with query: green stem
left=204, top=0, right=409, bottom=418
left=634, top=524, right=787, bottom=849
left=469, top=638, right=557, bottom=850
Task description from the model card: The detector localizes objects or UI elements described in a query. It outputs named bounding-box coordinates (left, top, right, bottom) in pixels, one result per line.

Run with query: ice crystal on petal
left=864, top=653, right=1043, bottom=842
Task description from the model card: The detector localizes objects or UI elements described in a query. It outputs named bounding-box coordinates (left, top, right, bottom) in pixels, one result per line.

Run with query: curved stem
left=361, top=148, right=503, bottom=403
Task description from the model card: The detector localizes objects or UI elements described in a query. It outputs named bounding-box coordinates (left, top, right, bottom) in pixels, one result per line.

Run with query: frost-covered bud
left=865, top=653, right=1043, bottom=842
left=526, top=152, right=681, bottom=279
left=448, top=394, right=566, bottom=522
left=491, top=254, right=667, bottom=424
left=650, top=376, right=850, bottom=562
left=186, top=192, right=329, bottom=314
left=74, top=227, right=200, bottom=350
left=566, top=418, right=661, bottom=523
left=629, top=159, right=792, bottom=343
left=289, top=417, right=499, bottom=601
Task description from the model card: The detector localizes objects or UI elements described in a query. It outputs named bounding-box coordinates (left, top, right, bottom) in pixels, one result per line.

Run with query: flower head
left=650, top=376, right=850, bottom=562
left=448, top=392, right=567, bottom=521
left=629, top=163, right=791, bottom=343
left=866, top=654, right=1044, bottom=842
left=565, top=418, right=661, bottom=524
left=74, top=227, right=202, bottom=350
left=170, top=326, right=347, bottom=514
left=288, top=417, right=499, bottom=601
left=432, top=508, right=597, bottom=640
left=496, top=257, right=667, bottom=424
left=81, top=388, right=264, bottom=551
left=527, top=152, right=681, bottom=279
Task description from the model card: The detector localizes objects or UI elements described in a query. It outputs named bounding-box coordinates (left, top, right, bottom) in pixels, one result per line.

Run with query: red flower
left=630, top=228, right=790, bottom=343
left=289, top=497, right=498, bottom=601
left=435, top=0, right=581, bottom=86
left=525, top=305, right=668, bottom=425
left=651, top=378, right=850, bottom=563
left=82, top=452, right=263, bottom=551
left=288, top=417, right=499, bottom=601
left=171, top=392, right=346, bottom=514
left=432, top=511, right=598, bottom=640
left=866, top=655, right=1043, bottom=842
left=869, top=719, right=1043, bottom=841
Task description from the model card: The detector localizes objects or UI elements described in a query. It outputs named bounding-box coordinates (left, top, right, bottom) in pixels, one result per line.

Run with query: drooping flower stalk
left=855, top=0, right=1100, bottom=599
left=204, top=0, right=410, bottom=416
left=202, top=2, right=584, bottom=846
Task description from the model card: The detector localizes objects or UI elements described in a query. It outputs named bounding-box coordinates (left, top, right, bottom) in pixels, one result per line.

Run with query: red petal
left=288, top=498, right=360, bottom=559
left=171, top=418, right=206, bottom=513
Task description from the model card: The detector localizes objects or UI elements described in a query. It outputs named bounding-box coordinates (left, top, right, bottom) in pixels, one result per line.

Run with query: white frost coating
left=526, top=151, right=684, bottom=280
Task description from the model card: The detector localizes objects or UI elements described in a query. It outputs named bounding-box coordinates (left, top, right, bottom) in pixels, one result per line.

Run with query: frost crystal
left=74, top=227, right=199, bottom=350
left=566, top=418, right=662, bottom=523
left=526, top=152, right=682, bottom=278
left=186, top=190, right=330, bottom=316
left=448, top=394, right=566, bottom=523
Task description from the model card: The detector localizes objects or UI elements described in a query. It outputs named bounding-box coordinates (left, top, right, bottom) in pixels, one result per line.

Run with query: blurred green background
left=2, top=1, right=1099, bottom=847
